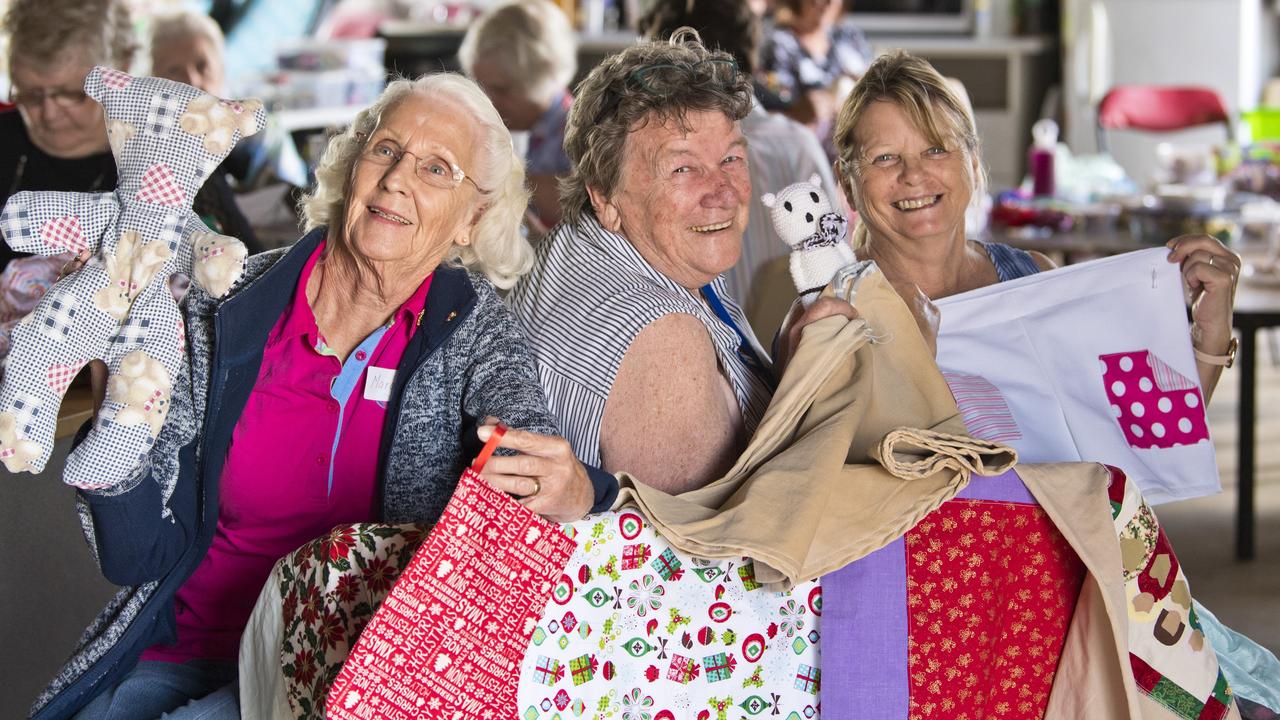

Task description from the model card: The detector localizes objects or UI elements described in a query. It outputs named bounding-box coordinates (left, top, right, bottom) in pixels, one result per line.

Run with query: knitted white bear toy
left=761, top=174, right=855, bottom=305
left=0, top=67, right=264, bottom=489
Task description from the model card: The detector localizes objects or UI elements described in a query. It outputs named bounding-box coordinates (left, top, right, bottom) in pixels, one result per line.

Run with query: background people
left=459, top=0, right=578, bottom=236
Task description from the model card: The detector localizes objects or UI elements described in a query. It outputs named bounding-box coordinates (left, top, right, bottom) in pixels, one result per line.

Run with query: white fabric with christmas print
left=516, top=510, right=822, bottom=720
left=935, top=247, right=1219, bottom=504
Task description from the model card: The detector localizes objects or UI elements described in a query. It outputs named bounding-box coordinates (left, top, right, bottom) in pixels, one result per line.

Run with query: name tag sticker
left=364, top=367, right=395, bottom=403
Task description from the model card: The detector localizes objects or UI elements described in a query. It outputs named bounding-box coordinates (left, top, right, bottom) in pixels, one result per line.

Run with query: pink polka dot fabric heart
left=1100, top=350, right=1209, bottom=450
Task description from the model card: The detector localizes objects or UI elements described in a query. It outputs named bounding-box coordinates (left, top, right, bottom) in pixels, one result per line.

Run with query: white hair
left=457, top=0, right=577, bottom=105
left=301, top=73, right=533, bottom=289
left=149, top=7, right=224, bottom=54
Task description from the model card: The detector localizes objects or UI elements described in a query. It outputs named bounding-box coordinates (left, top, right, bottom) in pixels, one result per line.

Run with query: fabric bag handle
left=470, top=422, right=508, bottom=473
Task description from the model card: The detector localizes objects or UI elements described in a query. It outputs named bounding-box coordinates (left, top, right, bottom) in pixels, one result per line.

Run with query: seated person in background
left=639, top=0, right=840, bottom=341
left=459, top=0, right=577, bottom=237
left=509, top=32, right=850, bottom=492
left=758, top=0, right=872, bottom=147
left=149, top=8, right=307, bottom=256
left=38, top=73, right=614, bottom=720
left=0, top=0, right=136, bottom=359
left=824, top=51, right=1237, bottom=398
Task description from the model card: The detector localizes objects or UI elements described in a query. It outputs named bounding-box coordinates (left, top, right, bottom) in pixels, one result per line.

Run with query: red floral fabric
left=904, top=500, right=1086, bottom=719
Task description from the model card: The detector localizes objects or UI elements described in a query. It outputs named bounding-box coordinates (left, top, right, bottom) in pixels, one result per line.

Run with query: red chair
left=1096, top=85, right=1232, bottom=153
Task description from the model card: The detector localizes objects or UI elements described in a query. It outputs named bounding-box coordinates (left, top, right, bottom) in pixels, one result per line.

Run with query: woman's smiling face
left=342, top=92, right=486, bottom=275
left=592, top=109, right=751, bottom=290
left=849, top=100, right=976, bottom=249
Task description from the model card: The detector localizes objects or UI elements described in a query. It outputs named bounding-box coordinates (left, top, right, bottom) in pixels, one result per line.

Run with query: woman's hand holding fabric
left=476, top=420, right=594, bottom=523
left=776, top=296, right=859, bottom=374
left=1166, top=234, right=1239, bottom=400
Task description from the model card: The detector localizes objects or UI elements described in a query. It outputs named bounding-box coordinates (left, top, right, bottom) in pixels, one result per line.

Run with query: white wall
left=1062, top=0, right=1278, bottom=184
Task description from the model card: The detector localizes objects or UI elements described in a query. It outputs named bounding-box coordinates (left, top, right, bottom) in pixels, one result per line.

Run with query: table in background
left=986, top=226, right=1150, bottom=264
left=1230, top=280, right=1280, bottom=559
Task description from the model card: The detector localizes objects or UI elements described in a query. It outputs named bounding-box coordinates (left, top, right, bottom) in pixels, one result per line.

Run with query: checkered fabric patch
left=158, top=213, right=183, bottom=253
left=9, top=392, right=42, bottom=435
left=135, top=164, right=186, bottom=207
left=46, top=361, right=87, bottom=395
left=40, top=215, right=88, bottom=255
left=110, top=316, right=151, bottom=347
left=100, top=68, right=132, bottom=90
left=36, top=291, right=77, bottom=342
left=146, top=92, right=181, bottom=136
left=1, top=205, right=35, bottom=246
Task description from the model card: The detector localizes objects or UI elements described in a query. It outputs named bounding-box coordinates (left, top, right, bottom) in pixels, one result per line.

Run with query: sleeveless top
left=981, top=241, right=1041, bottom=282
left=507, top=213, right=774, bottom=468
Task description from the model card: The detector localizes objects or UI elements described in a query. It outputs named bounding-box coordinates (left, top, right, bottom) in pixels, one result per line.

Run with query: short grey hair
left=457, top=0, right=576, bottom=106
left=301, top=73, right=533, bottom=289
left=4, top=0, right=138, bottom=72
left=560, top=29, right=752, bottom=226
left=149, top=8, right=225, bottom=57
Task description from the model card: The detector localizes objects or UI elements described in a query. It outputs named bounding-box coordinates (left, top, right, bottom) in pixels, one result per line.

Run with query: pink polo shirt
left=143, top=240, right=432, bottom=663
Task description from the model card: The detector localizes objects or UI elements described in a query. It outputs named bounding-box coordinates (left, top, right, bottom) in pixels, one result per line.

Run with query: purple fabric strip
left=819, top=470, right=1035, bottom=718
left=819, top=535, right=907, bottom=720
left=957, top=468, right=1037, bottom=504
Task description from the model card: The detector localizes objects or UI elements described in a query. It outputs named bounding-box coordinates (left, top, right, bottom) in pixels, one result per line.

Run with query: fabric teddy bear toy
left=0, top=66, right=264, bottom=489
left=761, top=174, right=856, bottom=306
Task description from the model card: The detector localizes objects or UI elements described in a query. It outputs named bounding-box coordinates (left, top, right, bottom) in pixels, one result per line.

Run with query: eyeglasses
left=8, top=87, right=90, bottom=109
left=628, top=58, right=739, bottom=95
left=358, top=137, right=487, bottom=193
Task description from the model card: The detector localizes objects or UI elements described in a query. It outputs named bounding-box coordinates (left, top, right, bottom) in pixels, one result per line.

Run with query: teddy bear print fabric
left=0, top=66, right=264, bottom=489
left=1108, top=465, right=1235, bottom=719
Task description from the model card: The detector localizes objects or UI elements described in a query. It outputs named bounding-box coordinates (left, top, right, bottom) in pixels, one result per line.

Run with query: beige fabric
left=744, top=254, right=797, bottom=347
left=614, top=266, right=1016, bottom=590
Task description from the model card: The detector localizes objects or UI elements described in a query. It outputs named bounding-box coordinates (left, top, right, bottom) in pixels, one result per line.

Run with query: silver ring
left=1209, top=256, right=1217, bottom=268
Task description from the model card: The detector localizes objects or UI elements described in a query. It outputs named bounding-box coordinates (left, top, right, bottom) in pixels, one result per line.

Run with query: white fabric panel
left=936, top=247, right=1220, bottom=504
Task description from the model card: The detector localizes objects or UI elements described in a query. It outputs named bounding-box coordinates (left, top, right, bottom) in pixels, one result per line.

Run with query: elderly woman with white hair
left=458, top=0, right=577, bottom=233
left=35, top=73, right=615, bottom=720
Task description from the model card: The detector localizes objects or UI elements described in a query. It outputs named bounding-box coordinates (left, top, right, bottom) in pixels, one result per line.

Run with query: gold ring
left=530, top=478, right=541, bottom=497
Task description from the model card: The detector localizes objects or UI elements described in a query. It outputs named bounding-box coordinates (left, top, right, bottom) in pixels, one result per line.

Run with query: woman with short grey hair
left=0, top=0, right=137, bottom=249
left=0, top=0, right=137, bottom=360
left=148, top=9, right=226, bottom=95
left=37, top=72, right=616, bottom=720
left=459, top=0, right=578, bottom=231
left=509, top=32, right=772, bottom=493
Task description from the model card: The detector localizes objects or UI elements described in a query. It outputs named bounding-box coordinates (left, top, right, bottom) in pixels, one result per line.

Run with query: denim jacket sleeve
left=75, top=347, right=201, bottom=587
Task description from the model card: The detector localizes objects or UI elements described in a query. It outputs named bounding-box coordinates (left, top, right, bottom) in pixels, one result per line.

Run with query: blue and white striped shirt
left=507, top=213, right=774, bottom=467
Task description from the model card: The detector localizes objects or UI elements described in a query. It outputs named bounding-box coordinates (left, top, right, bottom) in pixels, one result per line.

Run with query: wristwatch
left=1194, top=337, right=1239, bottom=369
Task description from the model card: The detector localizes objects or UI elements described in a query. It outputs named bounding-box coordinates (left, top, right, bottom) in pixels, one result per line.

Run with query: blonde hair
left=833, top=51, right=986, bottom=248
left=4, top=0, right=138, bottom=72
left=457, top=0, right=576, bottom=107
left=301, top=73, right=533, bottom=289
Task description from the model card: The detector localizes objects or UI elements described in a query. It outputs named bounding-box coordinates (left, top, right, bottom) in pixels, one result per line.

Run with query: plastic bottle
left=1029, top=118, right=1058, bottom=198
left=974, top=0, right=993, bottom=36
